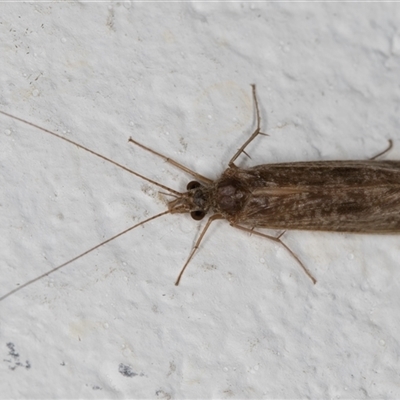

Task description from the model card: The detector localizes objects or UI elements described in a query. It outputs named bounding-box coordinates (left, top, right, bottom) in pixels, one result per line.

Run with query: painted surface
left=1, top=3, right=399, bottom=398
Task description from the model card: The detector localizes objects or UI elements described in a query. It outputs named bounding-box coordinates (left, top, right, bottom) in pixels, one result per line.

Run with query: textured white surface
left=1, top=2, right=400, bottom=399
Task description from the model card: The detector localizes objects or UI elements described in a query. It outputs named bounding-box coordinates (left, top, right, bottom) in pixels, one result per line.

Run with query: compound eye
left=190, top=210, right=205, bottom=220
left=187, top=181, right=201, bottom=190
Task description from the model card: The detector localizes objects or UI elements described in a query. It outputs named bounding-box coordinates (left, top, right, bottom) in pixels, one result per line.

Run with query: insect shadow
left=0, top=85, right=397, bottom=301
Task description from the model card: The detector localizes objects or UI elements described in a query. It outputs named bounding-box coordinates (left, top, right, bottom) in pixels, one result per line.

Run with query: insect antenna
left=0, top=110, right=180, bottom=196
left=0, top=210, right=170, bottom=302
left=0, top=110, right=187, bottom=301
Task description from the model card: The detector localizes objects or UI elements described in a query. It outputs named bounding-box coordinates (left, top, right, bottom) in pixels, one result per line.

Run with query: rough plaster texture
left=1, top=2, right=400, bottom=399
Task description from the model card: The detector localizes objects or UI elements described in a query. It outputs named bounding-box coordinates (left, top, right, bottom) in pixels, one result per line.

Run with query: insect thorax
left=213, top=176, right=249, bottom=217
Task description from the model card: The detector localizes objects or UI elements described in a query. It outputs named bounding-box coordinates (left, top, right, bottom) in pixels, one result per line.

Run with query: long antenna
left=0, top=110, right=180, bottom=196
left=0, top=210, right=170, bottom=302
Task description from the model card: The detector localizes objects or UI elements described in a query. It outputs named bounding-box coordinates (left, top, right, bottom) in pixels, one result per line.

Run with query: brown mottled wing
left=233, top=161, right=400, bottom=232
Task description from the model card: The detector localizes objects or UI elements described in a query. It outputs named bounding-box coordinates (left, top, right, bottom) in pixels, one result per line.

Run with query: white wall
left=1, top=3, right=399, bottom=398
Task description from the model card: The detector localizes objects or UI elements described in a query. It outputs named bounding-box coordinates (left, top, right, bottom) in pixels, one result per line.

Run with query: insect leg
left=369, top=139, right=393, bottom=160
left=228, top=84, right=268, bottom=168
left=230, top=224, right=317, bottom=284
left=128, top=138, right=213, bottom=184
left=175, top=214, right=224, bottom=285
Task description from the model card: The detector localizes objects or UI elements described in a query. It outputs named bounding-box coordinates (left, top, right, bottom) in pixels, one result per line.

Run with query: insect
left=0, top=85, right=399, bottom=302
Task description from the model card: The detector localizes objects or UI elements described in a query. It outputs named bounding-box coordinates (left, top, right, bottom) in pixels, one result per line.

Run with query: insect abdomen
left=220, top=162, right=400, bottom=233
